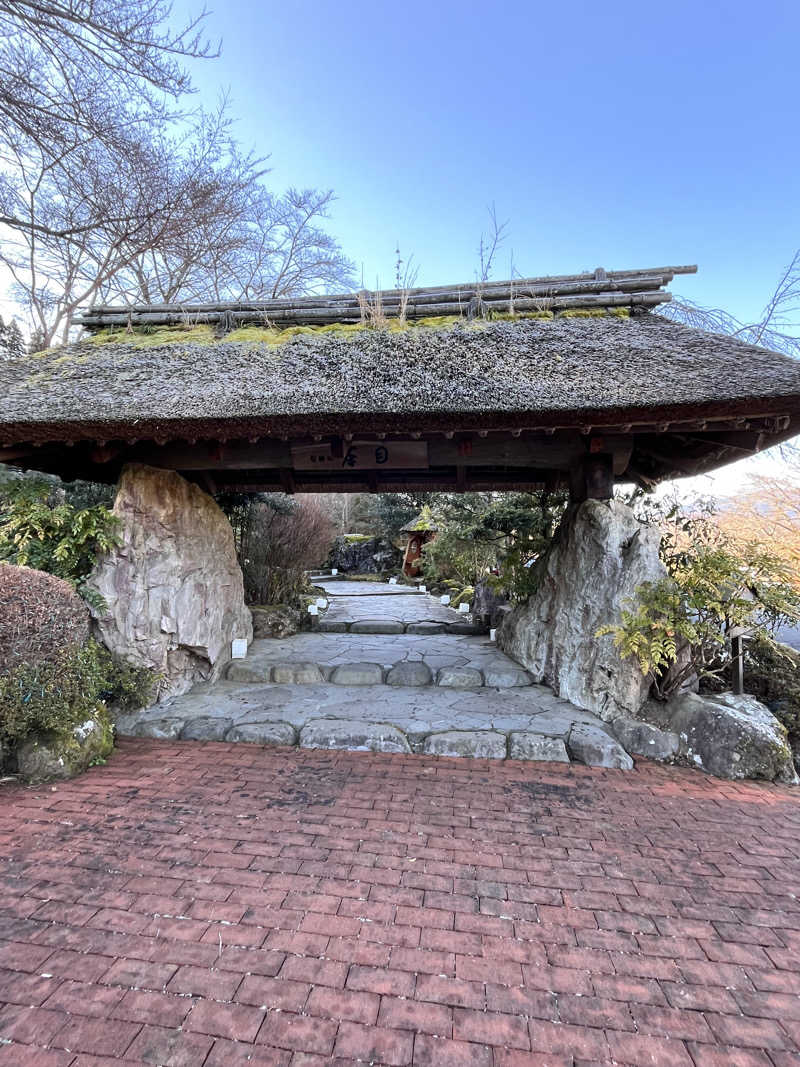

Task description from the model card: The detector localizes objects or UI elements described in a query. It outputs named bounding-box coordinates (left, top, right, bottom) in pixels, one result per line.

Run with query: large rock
left=643, top=691, right=798, bottom=783
left=328, top=535, right=400, bottom=574
left=423, top=731, right=507, bottom=759
left=16, top=709, right=114, bottom=783
left=499, top=500, right=665, bottom=721
left=86, top=465, right=252, bottom=700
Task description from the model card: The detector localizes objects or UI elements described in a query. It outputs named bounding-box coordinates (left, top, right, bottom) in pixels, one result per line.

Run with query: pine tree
left=0, top=316, right=26, bottom=359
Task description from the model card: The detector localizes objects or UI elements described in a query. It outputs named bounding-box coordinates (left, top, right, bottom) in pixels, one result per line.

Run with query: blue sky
left=174, top=0, right=800, bottom=325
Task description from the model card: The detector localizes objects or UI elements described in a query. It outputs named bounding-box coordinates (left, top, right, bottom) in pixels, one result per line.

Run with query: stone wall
left=86, top=464, right=252, bottom=699
left=499, top=499, right=665, bottom=721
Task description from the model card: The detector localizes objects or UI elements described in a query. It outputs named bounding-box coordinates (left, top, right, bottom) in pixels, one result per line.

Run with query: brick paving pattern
left=0, top=739, right=799, bottom=1065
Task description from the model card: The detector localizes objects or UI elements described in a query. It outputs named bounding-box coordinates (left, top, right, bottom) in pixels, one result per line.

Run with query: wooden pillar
left=730, top=630, right=745, bottom=696
left=569, top=453, right=614, bottom=502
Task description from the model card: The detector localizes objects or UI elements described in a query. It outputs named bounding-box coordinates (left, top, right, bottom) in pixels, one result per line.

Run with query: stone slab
left=567, top=723, right=634, bottom=770
left=436, top=666, right=484, bottom=689
left=225, top=722, right=297, bottom=745
left=484, top=663, right=532, bottom=688
left=423, top=731, right=507, bottom=759
left=317, top=620, right=349, bottom=633
left=330, top=662, right=385, bottom=685
left=446, top=623, right=485, bottom=635
left=180, top=716, right=234, bottom=742
left=300, top=719, right=411, bottom=754
left=349, top=620, right=406, bottom=634
left=271, top=662, right=325, bottom=685
left=406, top=622, right=447, bottom=635
left=509, top=732, right=570, bottom=762
left=226, top=662, right=272, bottom=683
left=128, top=717, right=185, bottom=740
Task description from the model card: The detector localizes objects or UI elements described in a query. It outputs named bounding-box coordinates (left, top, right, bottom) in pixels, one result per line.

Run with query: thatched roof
left=4, top=312, right=800, bottom=443
left=401, top=507, right=439, bottom=534
left=2, top=264, right=800, bottom=490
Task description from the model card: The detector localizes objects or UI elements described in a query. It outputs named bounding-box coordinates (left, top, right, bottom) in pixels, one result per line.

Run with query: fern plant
left=599, top=519, right=800, bottom=700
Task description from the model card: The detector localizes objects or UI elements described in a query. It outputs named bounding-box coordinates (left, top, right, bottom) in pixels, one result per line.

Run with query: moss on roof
left=3, top=312, right=800, bottom=445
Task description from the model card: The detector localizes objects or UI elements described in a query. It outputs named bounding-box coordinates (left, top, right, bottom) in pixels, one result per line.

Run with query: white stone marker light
left=331, top=568, right=338, bottom=575
left=458, top=602, right=470, bottom=613
left=419, top=584, right=427, bottom=593
left=388, top=577, right=397, bottom=584
left=307, top=604, right=318, bottom=616
left=231, top=638, right=248, bottom=659
left=490, top=628, right=497, bottom=642
left=440, top=594, right=451, bottom=605
left=316, top=597, right=327, bottom=608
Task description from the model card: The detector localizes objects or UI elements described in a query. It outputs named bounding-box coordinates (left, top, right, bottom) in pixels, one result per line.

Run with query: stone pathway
left=317, top=579, right=481, bottom=633
left=116, top=580, right=635, bottom=768
left=2, top=741, right=799, bottom=1066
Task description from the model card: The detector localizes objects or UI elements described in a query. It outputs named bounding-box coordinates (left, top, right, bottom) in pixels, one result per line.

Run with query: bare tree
left=476, top=203, right=509, bottom=284
left=0, top=0, right=216, bottom=240
left=663, top=250, right=800, bottom=359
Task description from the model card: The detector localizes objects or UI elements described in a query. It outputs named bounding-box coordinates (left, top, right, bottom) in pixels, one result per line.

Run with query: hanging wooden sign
left=291, top=440, right=429, bottom=471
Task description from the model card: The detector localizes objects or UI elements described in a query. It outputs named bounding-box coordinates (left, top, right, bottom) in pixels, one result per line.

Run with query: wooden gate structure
left=3, top=265, right=800, bottom=498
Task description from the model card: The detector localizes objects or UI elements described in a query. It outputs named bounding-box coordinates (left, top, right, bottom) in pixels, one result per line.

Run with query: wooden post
left=570, top=453, right=614, bottom=502
left=730, top=630, right=745, bottom=696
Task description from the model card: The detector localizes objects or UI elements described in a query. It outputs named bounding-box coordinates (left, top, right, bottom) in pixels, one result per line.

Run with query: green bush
left=599, top=511, right=800, bottom=701
left=0, top=479, right=119, bottom=598
left=742, top=634, right=800, bottom=751
left=1, top=639, right=108, bottom=744
left=0, top=639, right=157, bottom=747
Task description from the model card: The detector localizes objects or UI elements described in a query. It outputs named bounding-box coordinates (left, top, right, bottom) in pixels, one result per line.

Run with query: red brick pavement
left=0, top=738, right=799, bottom=1065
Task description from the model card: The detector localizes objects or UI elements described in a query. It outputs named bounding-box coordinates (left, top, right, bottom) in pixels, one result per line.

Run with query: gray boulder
left=644, top=691, right=798, bottom=783
left=499, top=500, right=665, bottom=722
left=423, top=731, right=507, bottom=759
left=300, top=719, right=410, bottom=753
left=386, top=662, right=433, bottom=687
left=567, top=723, right=634, bottom=770
left=86, top=464, right=252, bottom=700
left=609, top=717, right=680, bottom=761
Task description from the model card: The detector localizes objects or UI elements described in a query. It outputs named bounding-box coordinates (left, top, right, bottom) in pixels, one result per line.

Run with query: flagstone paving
left=1, top=741, right=799, bottom=1065
left=117, top=579, right=638, bottom=765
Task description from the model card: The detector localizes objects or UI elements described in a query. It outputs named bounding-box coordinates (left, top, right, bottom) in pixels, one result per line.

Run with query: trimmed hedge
left=0, top=563, right=89, bottom=671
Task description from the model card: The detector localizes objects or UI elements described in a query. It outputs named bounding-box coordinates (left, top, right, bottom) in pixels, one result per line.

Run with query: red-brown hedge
left=0, top=564, right=90, bottom=671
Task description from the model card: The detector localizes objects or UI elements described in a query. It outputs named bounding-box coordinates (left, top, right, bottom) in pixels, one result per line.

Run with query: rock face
left=499, top=500, right=665, bottom=721
left=472, top=579, right=510, bottom=629
left=86, top=464, right=252, bottom=700
left=328, top=535, right=400, bottom=574
left=643, top=691, right=798, bottom=783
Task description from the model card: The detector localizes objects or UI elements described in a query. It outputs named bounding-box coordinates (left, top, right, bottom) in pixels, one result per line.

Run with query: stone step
left=226, top=658, right=533, bottom=689
left=317, top=619, right=484, bottom=635
left=117, top=705, right=632, bottom=768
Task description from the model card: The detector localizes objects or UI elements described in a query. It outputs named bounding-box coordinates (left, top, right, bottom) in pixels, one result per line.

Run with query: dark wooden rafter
left=3, top=412, right=796, bottom=494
